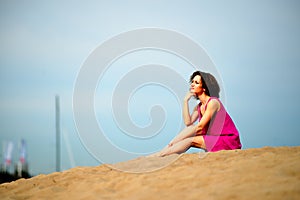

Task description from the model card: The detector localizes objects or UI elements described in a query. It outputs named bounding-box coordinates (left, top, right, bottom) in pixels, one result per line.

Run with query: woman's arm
left=189, top=106, right=199, bottom=125
left=183, top=92, right=198, bottom=126
left=194, top=99, right=220, bottom=134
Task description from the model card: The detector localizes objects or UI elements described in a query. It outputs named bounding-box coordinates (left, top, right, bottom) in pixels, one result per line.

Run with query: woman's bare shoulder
left=207, top=98, right=220, bottom=110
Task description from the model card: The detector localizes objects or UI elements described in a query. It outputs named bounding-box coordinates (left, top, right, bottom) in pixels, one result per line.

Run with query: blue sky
left=1, top=0, right=300, bottom=175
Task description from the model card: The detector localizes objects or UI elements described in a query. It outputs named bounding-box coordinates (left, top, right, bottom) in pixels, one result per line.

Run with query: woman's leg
left=148, top=125, right=199, bottom=157
left=148, top=125, right=196, bottom=157
left=158, top=135, right=205, bottom=157
left=168, top=125, right=196, bottom=146
left=159, top=137, right=194, bottom=156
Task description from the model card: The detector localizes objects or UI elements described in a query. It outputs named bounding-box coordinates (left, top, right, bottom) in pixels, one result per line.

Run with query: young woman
left=153, top=71, right=242, bottom=156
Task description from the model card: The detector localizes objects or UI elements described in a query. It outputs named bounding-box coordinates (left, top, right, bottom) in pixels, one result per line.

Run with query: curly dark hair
left=189, top=71, right=220, bottom=98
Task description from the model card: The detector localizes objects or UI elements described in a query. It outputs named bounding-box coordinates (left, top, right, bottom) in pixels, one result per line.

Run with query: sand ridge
left=1, top=146, right=299, bottom=199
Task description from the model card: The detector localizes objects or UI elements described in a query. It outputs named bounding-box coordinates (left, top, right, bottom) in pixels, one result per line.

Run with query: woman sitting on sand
left=153, top=71, right=242, bottom=156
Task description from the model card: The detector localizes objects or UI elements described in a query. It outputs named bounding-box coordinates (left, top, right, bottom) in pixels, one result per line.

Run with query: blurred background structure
left=1, top=139, right=31, bottom=184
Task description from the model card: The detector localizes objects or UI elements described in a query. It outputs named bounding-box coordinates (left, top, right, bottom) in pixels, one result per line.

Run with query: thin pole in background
left=55, top=95, right=61, bottom=172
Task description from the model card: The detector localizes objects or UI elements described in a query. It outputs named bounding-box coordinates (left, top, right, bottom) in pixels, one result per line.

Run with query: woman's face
left=190, top=75, right=203, bottom=95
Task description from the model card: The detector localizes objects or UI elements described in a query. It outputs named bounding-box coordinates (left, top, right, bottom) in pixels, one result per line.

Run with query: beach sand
left=1, top=146, right=299, bottom=199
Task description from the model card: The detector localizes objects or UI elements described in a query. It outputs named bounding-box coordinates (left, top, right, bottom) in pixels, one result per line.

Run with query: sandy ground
left=0, top=146, right=299, bottom=200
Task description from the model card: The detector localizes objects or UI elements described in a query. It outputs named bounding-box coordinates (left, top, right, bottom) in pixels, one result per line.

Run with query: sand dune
left=1, top=146, right=299, bottom=200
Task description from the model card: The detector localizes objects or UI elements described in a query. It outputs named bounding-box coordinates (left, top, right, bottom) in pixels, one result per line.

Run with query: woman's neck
left=199, top=94, right=210, bottom=105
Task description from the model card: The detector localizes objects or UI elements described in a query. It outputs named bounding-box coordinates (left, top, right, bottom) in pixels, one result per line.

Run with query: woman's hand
left=184, top=91, right=195, bottom=102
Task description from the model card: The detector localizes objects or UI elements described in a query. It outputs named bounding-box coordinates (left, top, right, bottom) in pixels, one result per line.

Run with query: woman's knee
left=191, top=136, right=205, bottom=149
